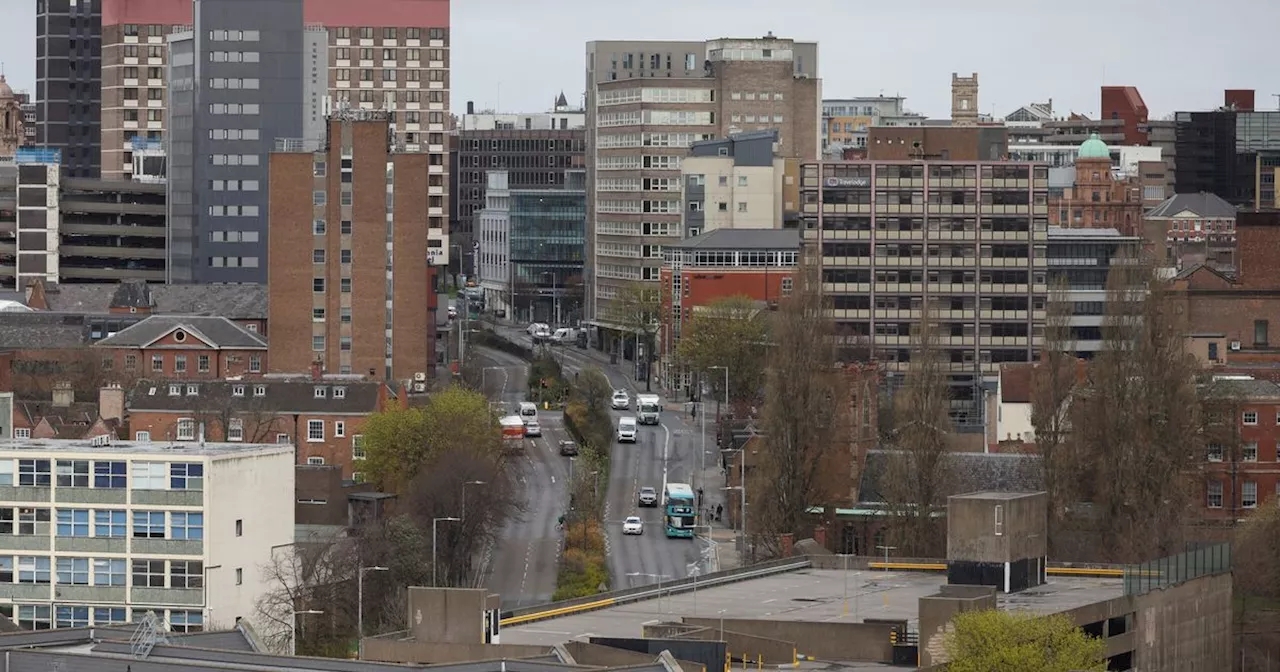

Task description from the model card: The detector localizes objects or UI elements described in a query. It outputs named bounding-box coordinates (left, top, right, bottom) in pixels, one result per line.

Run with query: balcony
left=822, top=282, right=871, bottom=294
left=982, top=204, right=1031, bottom=215
left=926, top=204, right=978, bottom=215
left=873, top=256, right=923, bottom=268
left=874, top=177, right=924, bottom=188
left=926, top=283, right=977, bottom=294
left=979, top=310, right=1030, bottom=321
left=821, top=256, right=872, bottom=267
left=980, top=178, right=1031, bottom=190
left=980, top=257, right=1029, bottom=268
left=978, top=283, right=1030, bottom=295
left=929, top=257, right=977, bottom=267
left=132, top=587, right=202, bottom=606
left=982, top=336, right=1030, bottom=347
left=927, top=178, right=977, bottom=189
left=929, top=230, right=976, bottom=241
left=876, top=229, right=924, bottom=240
left=131, top=538, right=202, bottom=556
left=872, top=282, right=924, bottom=293
left=827, top=308, right=871, bottom=319
left=874, top=309, right=921, bottom=320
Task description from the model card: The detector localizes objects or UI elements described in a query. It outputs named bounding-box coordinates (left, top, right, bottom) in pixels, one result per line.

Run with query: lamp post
left=433, top=517, right=461, bottom=587
left=291, top=609, right=323, bottom=657
left=718, top=609, right=727, bottom=641
left=461, top=480, right=485, bottom=523
left=357, top=566, right=389, bottom=659
left=203, top=564, right=221, bottom=628
left=708, top=365, right=730, bottom=425
left=876, top=545, right=898, bottom=572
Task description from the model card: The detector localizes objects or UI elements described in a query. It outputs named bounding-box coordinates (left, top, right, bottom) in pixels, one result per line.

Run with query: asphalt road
left=490, top=325, right=717, bottom=592
left=473, top=347, right=571, bottom=609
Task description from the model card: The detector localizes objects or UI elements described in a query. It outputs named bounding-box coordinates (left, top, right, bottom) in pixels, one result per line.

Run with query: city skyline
left=3, top=0, right=1278, bottom=120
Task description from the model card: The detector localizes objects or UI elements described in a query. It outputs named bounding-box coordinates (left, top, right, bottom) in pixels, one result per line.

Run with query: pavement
left=473, top=346, right=571, bottom=609
left=486, top=322, right=738, bottom=591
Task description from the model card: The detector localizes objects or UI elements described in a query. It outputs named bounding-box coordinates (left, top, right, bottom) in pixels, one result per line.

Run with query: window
left=133, top=511, right=166, bottom=538
left=1256, top=320, right=1269, bottom=346
left=276, top=433, right=290, bottom=444
left=56, top=557, right=89, bottom=585
left=132, top=462, right=166, bottom=490
left=227, top=418, right=244, bottom=441
left=18, top=460, right=50, bottom=487
left=232, top=385, right=245, bottom=397
left=1244, top=442, right=1259, bottom=462
left=93, top=607, right=127, bottom=625
left=171, top=560, right=203, bottom=589
left=198, top=354, right=210, bottom=372
left=313, top=191, right=326, bottom=206
left=1243, top=481, right=1259, bottom=508
left=313, top=248, right=325, bottom=263
left=738, top=175, right=748, bottom=187
left=314, top=386, right=327, bottom=399
left=94, top=510, right=126, bottom=538
left=55, top=509, right=89, bottom=537
left=94, top=558, right=126, bottom=586
left=132, top=559, right=165, bottom=587
left=1207, top=480, right=1223, bottom=508
left=250, top=354, right=263, bottom=373
left=738, top=202, right=748, bottom=212
left=307, top=456, right=325, bottom=465
left=0, top=557, right=10, bottom=582
left=1207, top=443, right=1223, bottom=462
left=235, top=567, right=244, bottom=585
left=235, top=519, right=243, bottom=536
left=254, top=384, right=266, bottom=397
left=55, top=460, right=89, bottom=487
left=313, top=278, right=325, bottom=292
left=177, top=418, right=196, bottom=440
left=1244, top=411, right=1259, bottom=426
left=55, top=606, right=90, bottom=629
left=335, top=421, right=346, bottom=438
left=13, top=428, right=30, bottom=439
left=313, top=219, right=327, bottom=234
left=353, top=434, right=366, bottom=459
left=17, top=605, right=50, bottom=630
left=125, top=354, right=137, bottom=371
left=171, top=512, right=204, bottom=541
left=17, top=508, right=49, bottom=536
left=341, top=278, right=352, bottom=293
left=0, top=461, right=10, bottom=486
left=18, top=556, right=50, bottom=584
left=152, top=355, right=163, bottom=372
left=169, top=384, right=181, bottom=396
left=307, top=420, right=325, bottom=442
left=333, top=387, right=346, bottom=399
left=313, top=335, right=325, bottom=351
left=171, top=463, right=204, bottom=490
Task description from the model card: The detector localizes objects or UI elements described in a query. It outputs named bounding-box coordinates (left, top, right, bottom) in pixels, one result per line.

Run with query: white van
left=617, top=416, right=638, bottom=443
left=518, top=402, right=539, bottom=421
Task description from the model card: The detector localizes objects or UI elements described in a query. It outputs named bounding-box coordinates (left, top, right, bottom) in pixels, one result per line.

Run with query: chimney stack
left=51, top=382, right=74, bottom=408
left=311, top=359, right=323, bottom=381
left=467, top=100, right=474, bottom=115
left=98, top=382, right=125, bottom=423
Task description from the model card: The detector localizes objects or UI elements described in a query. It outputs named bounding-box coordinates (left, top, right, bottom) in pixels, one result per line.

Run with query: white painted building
left=0, top=438, right=294, bottom=632
left=1008, top=143, right=1162, bottom=175
left=681, top=130, right=787, bottom=236
left=476, top=171, right=512, bottom=317
left=459, top=110, right=585, bottom=132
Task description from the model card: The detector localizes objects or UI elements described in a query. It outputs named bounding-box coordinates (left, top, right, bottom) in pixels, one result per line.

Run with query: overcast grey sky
left=1, top=0, right=1276, bottom=119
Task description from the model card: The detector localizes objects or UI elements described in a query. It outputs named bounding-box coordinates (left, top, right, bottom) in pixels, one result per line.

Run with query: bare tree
left=1030, top=276, right=1078, bottom=554
left=878, top=310, right=953, bottom=557
left=756, top=264, right=845, bottom=554
left=613, top=281, right=661, bottom=392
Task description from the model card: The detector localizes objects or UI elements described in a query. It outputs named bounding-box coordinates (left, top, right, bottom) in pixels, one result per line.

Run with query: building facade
left=452, top=102, right=585, bottom=280
left=821, top=97, right=913, bottom=153
left=93, top=315, right=267, bottom=380
left=1046, top=134, right=1148, bottom=236
left=801, top=160, right=1050, bottom=425
left=35, top=0, right=102, bottom=178
left=1202, top=377, right=1280, bottom=522
left=658, top=228, right=798, bottom=393
left=1143, top=191, right=1238, bottom=269
left=867, top=125, right=1008, bottom=162
left=0, top=77, right=25, bottom=159
left=584, top=34, right=820, bottom=343
left=267, top=114, right=435, bottom=383
left=1045, top=226, right=1141, bottom=356
left=0, top=437, right=293, bottom=631
left=681, top=130, right=796, bottom=236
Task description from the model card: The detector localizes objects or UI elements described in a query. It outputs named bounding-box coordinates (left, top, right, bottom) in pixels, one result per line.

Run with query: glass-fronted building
left=509, top=170, right=586, bottom=325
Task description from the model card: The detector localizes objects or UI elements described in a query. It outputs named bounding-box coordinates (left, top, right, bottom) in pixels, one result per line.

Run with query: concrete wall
left=645, top=623, right=793, bottom=665
left=946, top=492, right=1047, bottom=564
left=917, top=586, right=997, bottom=669
left=682, top=617, right=896, bottom=664
left=362, top=639, right=551, bottom=665
left=407, top=587, right=487, bottom=644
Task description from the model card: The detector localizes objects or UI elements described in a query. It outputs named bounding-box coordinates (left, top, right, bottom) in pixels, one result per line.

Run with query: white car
left=611, top=390, right=631, bottom=410
left=524, top=419, right=542, bottom=438
left=526, top=322, right=550, bottom=336
left=622, top=516, right=644, bottom=535
left=447, top=305, right=457, bottom=319
left=617, top=417, right=637, bottom=443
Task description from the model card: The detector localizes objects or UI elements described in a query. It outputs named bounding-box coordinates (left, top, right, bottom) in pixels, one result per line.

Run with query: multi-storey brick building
left=94, top=315, right=267, bottom=380
left=1046, top=134, right=1149, bottom=237
left=268, top=113, right=436, bottom=383
left=125, top=377, right=395, bottom=478
left=584, top=34, right=820, bottom=348
left=1202, top=377, right=1280, bottom=522
left=1144, top=191, right=1238, bottom=269
left=801, top=160, right=1050, bottom=425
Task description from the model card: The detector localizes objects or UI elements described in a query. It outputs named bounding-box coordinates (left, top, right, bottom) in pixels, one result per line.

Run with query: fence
left=1123, top=542, right=1231, bottom=596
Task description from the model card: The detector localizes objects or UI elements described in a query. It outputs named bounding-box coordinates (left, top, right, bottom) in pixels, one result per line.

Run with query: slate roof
left=671, top=228, right=800, bottom=250
left=857, top=450, right=1043, bottom=504
left=15, top=401, right=114, bottom=440
left=1145, top=192, right=1238, bottom=220
left=1202, top=376, right=1280, bottom=400
left=126, top=378, right=386, bottom=414
left=39, top=281, right=268, bottom=319
left=0, top=312, right=95, bottom=349
left=95, top=315, right=266, bottom=349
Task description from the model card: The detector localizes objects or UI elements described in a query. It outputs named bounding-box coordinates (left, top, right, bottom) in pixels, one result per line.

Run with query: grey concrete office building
left=167, top=0, right=316, bottom=284
left=35, top=0, right=102, bottom=178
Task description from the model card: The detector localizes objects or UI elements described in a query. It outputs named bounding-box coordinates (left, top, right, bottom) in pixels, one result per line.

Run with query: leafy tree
left=613, top=281, right=662, bottom=392
left=358, top=386, right=500, bottom=493
left=676, top=295, right=769, bottom=408
left=943, top=610, right=1105, bottom=672
left=575, top=367, right=612, bottom=423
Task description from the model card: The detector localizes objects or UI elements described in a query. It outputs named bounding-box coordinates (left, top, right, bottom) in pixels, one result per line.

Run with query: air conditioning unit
left=1230, top=341, right=1242, bottom=351
left=412, top=382, right=427, bottom=392
left=413, top=372, right=427, bottom=382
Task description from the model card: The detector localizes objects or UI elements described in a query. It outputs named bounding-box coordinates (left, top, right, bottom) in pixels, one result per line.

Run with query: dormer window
left=314, top=387, right=326, bottom=399
left=168, top=384, right=181, bottom=396
left=253, top=385, right=266, bottom=397
left=232, top=385, right=245, bottom=397
left=186, top=385, right=198, bottom=396
left=333, top=387, right=346, bottom=399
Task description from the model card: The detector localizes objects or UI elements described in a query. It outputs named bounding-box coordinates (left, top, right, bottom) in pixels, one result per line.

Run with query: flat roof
left=499, top=569, right=1123, bottom=647
left=0, top=438, right=293, bottom=458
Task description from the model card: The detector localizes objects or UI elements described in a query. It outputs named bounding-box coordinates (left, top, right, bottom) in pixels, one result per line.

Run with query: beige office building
left=584, top=34, right=820, bottom=338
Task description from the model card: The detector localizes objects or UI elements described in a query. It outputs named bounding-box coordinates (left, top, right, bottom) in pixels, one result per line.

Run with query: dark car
left=558, top=440, right=579, bottom=456
left=638, top=486, right=658, bottom=507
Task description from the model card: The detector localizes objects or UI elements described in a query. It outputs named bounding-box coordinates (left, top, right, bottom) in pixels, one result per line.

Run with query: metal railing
left=1124, top=542, right=1230, bottom=596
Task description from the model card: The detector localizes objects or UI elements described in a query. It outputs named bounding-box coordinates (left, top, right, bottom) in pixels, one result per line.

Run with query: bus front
left=663, top=485, right=696, bottom=538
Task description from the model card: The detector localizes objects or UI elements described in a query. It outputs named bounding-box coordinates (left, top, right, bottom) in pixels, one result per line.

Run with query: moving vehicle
left=552, top=327, right=578, bottom=345
left=637, top=394, right=662, bottom=425
left=518, top=402, right=538, bottom=420
left=499, top=415, right=526, bottom=453
left=524, top=419, right=542, bottom=438
left=558, top=440, right=578, bottom=456
left=638, top=486, right=658, bottom=507
left=663, top=483, right=697, bottom=538
left=611, top=390, right=631, bottom=410
left=447, top=305, right=457, bottom=319
left=526, top=322, right=549, bottom=336
left=617, top=416, right=637, bottom=443
left=622, top=516, right=644, bottom=535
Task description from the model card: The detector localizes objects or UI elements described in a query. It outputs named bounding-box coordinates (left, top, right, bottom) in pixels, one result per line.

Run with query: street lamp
left=357, top=566, right=389, bottom=660
left=291, top=609, right=324, bottom=657
left=432, top=517, right=461, bottom=587
left=627, top=572, right=671, bottom=615
left=721, top=445, right=748, bottom=563
left=708, top=365, right=730, bottom=425
left=876, top=545, right=898, bottom=572
left=461, top=480, right=486, bottom=522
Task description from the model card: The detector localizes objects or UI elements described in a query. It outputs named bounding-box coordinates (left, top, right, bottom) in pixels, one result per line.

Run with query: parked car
left=611, top=389, right=631, bottom=410
left=638, top=486, right=658, bottom=507
left=617, top=416, right=637, bottom=443
left=558, top=440, right=579, bottom=456
left=622, top=516, right=644, bottom=535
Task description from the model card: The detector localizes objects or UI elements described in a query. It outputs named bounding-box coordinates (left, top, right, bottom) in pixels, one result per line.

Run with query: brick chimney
left=98, top=383, right=125, bottom=423
left=780, top=533, right=794, bottom=558
left=51, top=382, right=74, bottom=408
left=310, top=358, right=323, bottom=381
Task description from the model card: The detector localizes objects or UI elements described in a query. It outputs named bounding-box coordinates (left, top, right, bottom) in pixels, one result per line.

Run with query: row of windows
left=208, top=29, right=260, bottom=42
left=207, top=78, right=261, bottom=90
left=207, top=256, right=261, bottom=268
left=120, top=66, right=163, bottom=80
left=1206, top=442, right=1280, bottom=462
left=0, top=460, right=202, bottom=490
left=0, top=556, right=204, bottom=589
left=1205, top=481, right=1278, bottom=509
left=333, top=68, right=444, bottom=83
left=14, top=605, right=202, bottom=632
left=209, top=51, right=260, bottom=63
left=207, top=205, right=262, bottom=217
left=730, top=114, right=784, bottom=124
left=118, top=45, right=164, bottom=58
left=334, top=47, right=445, bottom=61
left=211, top=154, right=260, bottom=166
left=121, top=88, right=163, bottom=101
left=596, top=221, right=679, bottom=237
left=332, top=27, right=446, bottom=41
left=312, top=248, right=354, bottom=264
left=208, top=128, right=260, bottom=141
left=1239, top=410, right=1280, bottom=426
left=121, top=109, right=162, bottom=122
left=596, top=88, right=714, bottom=106
left=121, top=24, right=167, bottom=37
left=123, top=352, right=262, bottom=375
left=9, top=509, right=206, bottom=541
left=209, top=103, right=260, bottom=115
left=210, top=179, right=260, bottom=192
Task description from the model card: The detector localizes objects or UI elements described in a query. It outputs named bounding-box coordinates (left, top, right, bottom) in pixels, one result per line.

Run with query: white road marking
left=659, top=421, right=672, bottom=494
left=521, top=628, right=571, bottom=635
left=551, top=476, right=556, bottom=484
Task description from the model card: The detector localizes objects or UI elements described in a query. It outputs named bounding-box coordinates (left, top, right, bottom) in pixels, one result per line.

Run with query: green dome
left=1077, top=133, right=1110, bottom=160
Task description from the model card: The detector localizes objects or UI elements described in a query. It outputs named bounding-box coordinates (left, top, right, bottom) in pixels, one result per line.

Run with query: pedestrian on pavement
left=690, top=403, right=697, bottom=420
left=697, top=487, right=704, bottom=506
left=716, top=504, right=723, bottom=521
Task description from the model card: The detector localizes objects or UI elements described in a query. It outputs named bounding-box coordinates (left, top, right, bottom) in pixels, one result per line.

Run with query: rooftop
left=34, top=281, right=268, bottom=319
left=857, top=451, right=1042, bottom=504
left=498, top=568, right=1124, bottom=647
left=672, top=228, right=800, bottom=250
left=126, top=378, right=388, bottom=414
left=0, top=437, right=293, bottom=458
left=0, top=312, right=95, bottom=348
left=1047, top=226, right=1133, bottom=240
left=95, top=315, right=267, bottom=350
left=1145, top=192, right=1238, bottom=220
